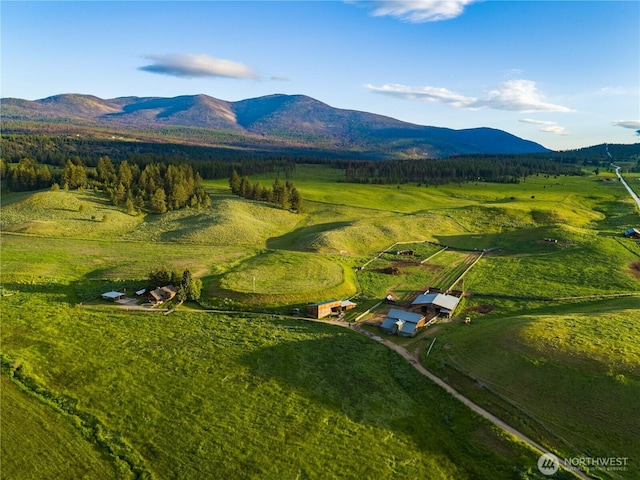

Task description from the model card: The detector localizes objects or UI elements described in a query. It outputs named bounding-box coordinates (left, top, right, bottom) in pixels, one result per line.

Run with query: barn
left=412, top=292, right=461, bottom=318
left=380, top=309, right=426, bottom=337
left=306, top=300, right=343, bottom=319
left=306, top=299, right=357, bottom=319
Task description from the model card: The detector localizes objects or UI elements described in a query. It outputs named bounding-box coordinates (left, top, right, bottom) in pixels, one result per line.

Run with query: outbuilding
left=412, top=292, right=461, bottom=318
left=307, top=300, right=342, bottom=319
left=101, top=291, right=126, bottom=301
left=380, top=309, right=426, bottom=337
left=341, top=300, right=357, bottom=311
left=624, top=228, right=640, bottom=239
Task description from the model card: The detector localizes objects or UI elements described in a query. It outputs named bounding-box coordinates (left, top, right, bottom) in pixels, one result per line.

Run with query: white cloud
left=347, top=0, right=479, bottom=23
left=367, top=79, right=573, bottom=113
left=139, top=53, right=256, bottom=79
left=599, top=86, right=639, bottom=96
left=540, top=125, right=569, bottom=136
left=519, top=118, right=557, bottom=125
left=518, top=118, right=568, bottom=135
left=365, top=83, right=477, bottom=108
left=478, top=80, right=573, bottom=113
left=612, top=120, right=640, bottom=129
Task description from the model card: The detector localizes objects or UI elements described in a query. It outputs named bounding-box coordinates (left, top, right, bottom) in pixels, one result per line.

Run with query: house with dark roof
left=380, top=309, right=426, bottom=337
left=412, top=292, right=461, bottom=318
left=149, top=285, right=177, bottom=305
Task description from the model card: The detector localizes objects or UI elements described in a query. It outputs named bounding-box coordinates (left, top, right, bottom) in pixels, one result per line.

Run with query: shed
left=341, top=300, right=357, bottom=310
left=380, top=309, right=426, bottom=337
left=306, top=300, right=342, bottom=319
left=412, top=292, right=461, bottom=318
left=101, top=291, right=126, bottom=301
left=624, top=228, right=640, bottom=238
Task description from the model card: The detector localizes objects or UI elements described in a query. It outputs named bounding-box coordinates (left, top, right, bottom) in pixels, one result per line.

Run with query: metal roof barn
left=412, top=293, right=461, bottom=317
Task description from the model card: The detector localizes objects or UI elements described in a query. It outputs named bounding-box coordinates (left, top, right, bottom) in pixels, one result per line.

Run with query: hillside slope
left=2, top=93, right=550, bottom=158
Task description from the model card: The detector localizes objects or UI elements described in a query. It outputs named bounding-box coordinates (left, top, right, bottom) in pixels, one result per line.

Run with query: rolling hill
left=2, top=93, right=549, bottom=159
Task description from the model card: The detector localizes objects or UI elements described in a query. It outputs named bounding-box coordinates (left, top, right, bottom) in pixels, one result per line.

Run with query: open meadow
left=2, top=163, right=639, bottom=479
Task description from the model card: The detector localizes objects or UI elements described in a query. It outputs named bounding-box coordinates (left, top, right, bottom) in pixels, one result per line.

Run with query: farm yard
left=2, top=163, right=640, bottom=479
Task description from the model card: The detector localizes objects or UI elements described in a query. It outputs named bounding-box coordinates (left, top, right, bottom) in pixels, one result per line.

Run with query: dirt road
left=348, top=323, right=594, bottom=480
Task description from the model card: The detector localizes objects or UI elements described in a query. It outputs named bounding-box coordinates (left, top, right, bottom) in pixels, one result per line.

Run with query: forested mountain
left=2, top=93, right=549, bottom=159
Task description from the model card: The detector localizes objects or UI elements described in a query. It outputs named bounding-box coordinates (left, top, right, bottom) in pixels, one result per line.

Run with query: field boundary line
left=446, top=251, right=484, bottom=291
left=420, top=246, right=448, bottom=264
left=3, top=366, right=152, bottom=479
left=444, top=357, right=589, bottom=455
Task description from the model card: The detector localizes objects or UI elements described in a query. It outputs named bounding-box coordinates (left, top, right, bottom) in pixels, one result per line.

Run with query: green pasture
left=422, top=297, right=640, bottom=479
left=2, top=163, right=640, bottom=478
left=0, top=376, right=120, bottom=480
left=214, top=250, right=357, bottom=307
left=1, top=291, right=551, bottom=479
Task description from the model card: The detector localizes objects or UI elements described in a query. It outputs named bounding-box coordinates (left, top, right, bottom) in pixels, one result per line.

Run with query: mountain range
left=1, top=93, right=550, bottom=158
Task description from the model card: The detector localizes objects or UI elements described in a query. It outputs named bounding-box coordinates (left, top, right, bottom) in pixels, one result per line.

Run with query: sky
left=2, top=0, right=639, bottom=151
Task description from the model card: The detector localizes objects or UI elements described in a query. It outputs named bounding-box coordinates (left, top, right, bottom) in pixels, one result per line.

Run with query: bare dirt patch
left=630, top=260, right=640, bottom=280
left=464, top=304, right=495, bottom=314
left=363, top=311, right=388, bottom=326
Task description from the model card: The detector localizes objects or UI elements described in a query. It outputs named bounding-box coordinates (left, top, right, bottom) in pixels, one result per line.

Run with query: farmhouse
left=101, top=291, right=126, bottom=301
left=380, top=309, right=426, bottom=337
left=306, top=299, right=356, bottom=319
left=412, top=292, right=461, bottom=318
left=623, top=228, right=640, bottom=239
left=149, top=285, right=177, bottom=305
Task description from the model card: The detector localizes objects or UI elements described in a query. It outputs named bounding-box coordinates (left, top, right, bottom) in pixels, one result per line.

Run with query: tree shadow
left=235, top=324, right=531, bottom=477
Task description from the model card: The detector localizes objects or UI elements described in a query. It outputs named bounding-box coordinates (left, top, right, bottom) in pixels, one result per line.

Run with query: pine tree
left=272, top=178, right=287, bottom=208
left=289, top=187, right=303, bottom=213
left=150, top=187, right=167, bottom=213
left=229, top=170, right=241, bottom=195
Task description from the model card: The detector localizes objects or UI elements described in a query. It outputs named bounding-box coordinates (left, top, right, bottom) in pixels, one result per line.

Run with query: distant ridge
left=1, top=93, right=550, bottom=158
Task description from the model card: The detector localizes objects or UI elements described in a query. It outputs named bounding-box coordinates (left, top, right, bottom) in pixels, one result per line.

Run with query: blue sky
left=2, top=1, right=639, bottom=150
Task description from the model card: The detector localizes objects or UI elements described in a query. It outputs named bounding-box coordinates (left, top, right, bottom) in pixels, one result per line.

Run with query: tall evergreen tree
left=229, top=170, right=241, bottom=195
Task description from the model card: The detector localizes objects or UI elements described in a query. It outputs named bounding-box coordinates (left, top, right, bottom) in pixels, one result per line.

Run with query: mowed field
left=1, top=164, right=639, bottom=479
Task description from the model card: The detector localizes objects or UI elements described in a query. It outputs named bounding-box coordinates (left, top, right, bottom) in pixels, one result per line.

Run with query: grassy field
left=2, top=163, right=639, bottom=478
left=1, top=293, right=550, bottom=479
left=422, top=297, right=640, bottom=479
left=0, top=376, right=120, bottom=480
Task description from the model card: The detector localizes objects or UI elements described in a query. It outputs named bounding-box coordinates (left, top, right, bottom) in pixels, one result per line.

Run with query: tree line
left=336, top=155, right=585, bottom=185
left=95, top=157, right=210, bottom=213
left=1, top=133, right=297, bottom=178
left=2, top=156, right=210, bottom=213
left=229, top=170, right=303, bottom=213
